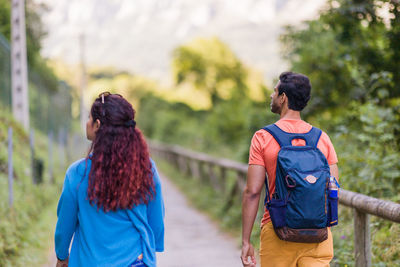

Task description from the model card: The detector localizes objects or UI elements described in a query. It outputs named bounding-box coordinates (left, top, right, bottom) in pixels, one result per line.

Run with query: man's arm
left=241, top=164, right=266, bottom=267
left=330, top=164, right=339, bottom=181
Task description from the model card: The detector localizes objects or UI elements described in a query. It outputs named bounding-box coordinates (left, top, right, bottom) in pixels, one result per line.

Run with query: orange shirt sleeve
left=318, top=132, right=338, bottom=165
left=248, top=131, right=265, bottom=167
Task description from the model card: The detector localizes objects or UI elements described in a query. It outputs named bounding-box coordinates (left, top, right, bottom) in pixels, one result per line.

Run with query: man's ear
left=94, top=119, right=101, bottom=132
left=280, top=92, right=287, bottom=104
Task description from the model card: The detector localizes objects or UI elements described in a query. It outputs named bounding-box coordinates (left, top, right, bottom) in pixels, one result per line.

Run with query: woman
left=55, top=92, right=164, bottom=267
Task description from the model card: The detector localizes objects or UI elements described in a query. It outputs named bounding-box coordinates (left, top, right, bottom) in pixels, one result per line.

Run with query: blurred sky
left=38, top=0, right=327, bottom=85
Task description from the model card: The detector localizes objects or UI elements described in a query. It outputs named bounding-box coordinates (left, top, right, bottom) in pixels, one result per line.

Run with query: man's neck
left=279, top=108, right=302, bottom=120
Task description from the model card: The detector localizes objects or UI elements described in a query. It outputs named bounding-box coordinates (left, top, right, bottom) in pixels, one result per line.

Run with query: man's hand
left=241, top=242, right=256, bottom=267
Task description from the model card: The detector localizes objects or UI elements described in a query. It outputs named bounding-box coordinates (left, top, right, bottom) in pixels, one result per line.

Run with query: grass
left=12, top=200, right=58, bottom=267
left=0, top=108, right=75, bottom=266
left=0, top=175, right=60, bottom=266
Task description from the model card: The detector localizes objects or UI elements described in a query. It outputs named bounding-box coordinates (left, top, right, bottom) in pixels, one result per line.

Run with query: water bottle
left=328, top=176, right=339, bottom=226
left=329, top=176, right=338, bottom=198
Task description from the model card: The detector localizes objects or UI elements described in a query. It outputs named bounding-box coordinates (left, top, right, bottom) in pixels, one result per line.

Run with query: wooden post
left=165, top=151, right=172, bottom=164
left=219, top=167, right=226, bottom=194
left=202, top=162, right=210, bottom=184
left=208, top=163, right=219, bottom=190
left=223, top=171, right=246, bottom=211
left=170, top=153, right=178, bottom=168
left=177, top=155, right=189, bottom=176
left=223, top=179, right=239, bottom=212
left=189, top=159, right=200, bottom=179
left=354, top=209, right=371, bottom=267
left=198, top=161, right=206, bottom=182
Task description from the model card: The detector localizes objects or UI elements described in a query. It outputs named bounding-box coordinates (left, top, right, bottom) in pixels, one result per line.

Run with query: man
left=241, top=72, right=339, bottom=267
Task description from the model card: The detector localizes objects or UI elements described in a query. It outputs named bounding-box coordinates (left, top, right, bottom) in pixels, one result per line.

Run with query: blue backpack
left=263, top=124, right=338, bottom=243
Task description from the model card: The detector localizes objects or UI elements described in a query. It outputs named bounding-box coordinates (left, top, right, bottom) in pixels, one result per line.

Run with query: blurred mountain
left=39, top=0, right=327, bottom=85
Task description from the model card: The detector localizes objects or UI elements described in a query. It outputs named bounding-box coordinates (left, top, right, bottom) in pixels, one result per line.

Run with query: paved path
left=157, top=173, right=242, bottom=267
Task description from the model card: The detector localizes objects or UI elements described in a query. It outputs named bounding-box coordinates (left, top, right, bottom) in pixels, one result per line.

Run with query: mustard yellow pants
left=260, top=222, right=333, bottom=267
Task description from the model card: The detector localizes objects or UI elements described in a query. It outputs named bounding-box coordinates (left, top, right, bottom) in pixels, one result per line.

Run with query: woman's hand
left=56, top=258, right=69, bottom=267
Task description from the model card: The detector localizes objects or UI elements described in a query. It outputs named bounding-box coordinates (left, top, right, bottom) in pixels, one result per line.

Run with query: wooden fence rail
left=149, top=141, right=400, bottom=267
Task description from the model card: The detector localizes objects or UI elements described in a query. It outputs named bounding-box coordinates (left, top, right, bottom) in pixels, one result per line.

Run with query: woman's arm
left=54, top=172, right=78, bottom=261
left=147, top=162, right=165, bottom=252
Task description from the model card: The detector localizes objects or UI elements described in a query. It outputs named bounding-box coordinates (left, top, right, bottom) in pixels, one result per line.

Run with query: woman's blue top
left=55, top=158, right=165, bottom=267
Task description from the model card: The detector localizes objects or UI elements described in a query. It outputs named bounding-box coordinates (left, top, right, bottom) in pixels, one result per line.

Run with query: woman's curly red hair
left=87, top=93, right=154, bottom=212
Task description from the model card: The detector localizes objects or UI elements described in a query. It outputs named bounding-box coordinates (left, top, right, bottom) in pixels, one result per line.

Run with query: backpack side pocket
left=267, top=198, right=287, bottom=228
left=327, top=196, right=338, bottom=226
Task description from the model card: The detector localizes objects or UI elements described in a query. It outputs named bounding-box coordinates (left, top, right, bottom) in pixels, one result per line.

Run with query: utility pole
left=11, top=0, right=29, bottom=130
left=79, top=34, right=88, bottom=132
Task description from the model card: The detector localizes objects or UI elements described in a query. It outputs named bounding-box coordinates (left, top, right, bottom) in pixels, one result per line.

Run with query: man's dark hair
left=278, top=72, right=311, bottom=111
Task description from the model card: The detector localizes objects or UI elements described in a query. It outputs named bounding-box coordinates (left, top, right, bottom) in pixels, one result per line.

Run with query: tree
left=281, top=0, right=400, bottom=114
left=0, top=0, right=58, bottom=92
left=0, top=0, right=10, bottom=40
left=172, top=37, right=248, bottom=106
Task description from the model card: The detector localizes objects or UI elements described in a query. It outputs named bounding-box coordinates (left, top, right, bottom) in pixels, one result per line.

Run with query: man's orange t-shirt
left=248, top=119, right=338, bottom=226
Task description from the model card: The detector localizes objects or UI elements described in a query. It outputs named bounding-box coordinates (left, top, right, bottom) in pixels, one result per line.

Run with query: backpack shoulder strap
left=262, top=124, right=322, bottom=148
left=304, top=127, right=323, bottom=148
left=262, top=124, right=289, bottom=147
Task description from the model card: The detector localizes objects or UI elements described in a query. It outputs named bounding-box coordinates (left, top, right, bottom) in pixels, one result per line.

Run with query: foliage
left=172, top=37, right=249, bottom=106
left=0, top=0, right=74, bottom=135
left=322, top=99, right=400, bottom=200
left=281, top=0, right=400, bottom=114
left=0, top=0, right=59, bottom=92
left=0, top=0, right=10, bottom=41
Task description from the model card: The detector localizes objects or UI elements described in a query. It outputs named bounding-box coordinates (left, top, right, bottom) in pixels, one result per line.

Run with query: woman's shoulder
left=65, top=158, right=91, bottom=181
left=150, top=158, right=159, bottom=173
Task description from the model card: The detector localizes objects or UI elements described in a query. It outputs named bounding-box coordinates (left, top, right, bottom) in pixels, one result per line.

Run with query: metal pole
left=8, top=127, right=14, bottom=207
left=11, top=0, right=29, bottom=130
left=58, top=128, right=65, bottom=171
left=30, top=129, right=35, bottom=184
left=49, top=131, right=54, bottom=183
left=79, top=34, right=88, bottom=133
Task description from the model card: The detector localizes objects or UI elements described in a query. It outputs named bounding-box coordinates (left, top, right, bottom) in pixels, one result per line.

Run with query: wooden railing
left=150, top=141, right=400, bottom=267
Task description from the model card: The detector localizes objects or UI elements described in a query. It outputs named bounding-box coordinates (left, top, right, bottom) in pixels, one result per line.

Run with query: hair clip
left=101, top=94, right=105, bottom=104
left=124, top=120, right=136, bottom=128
